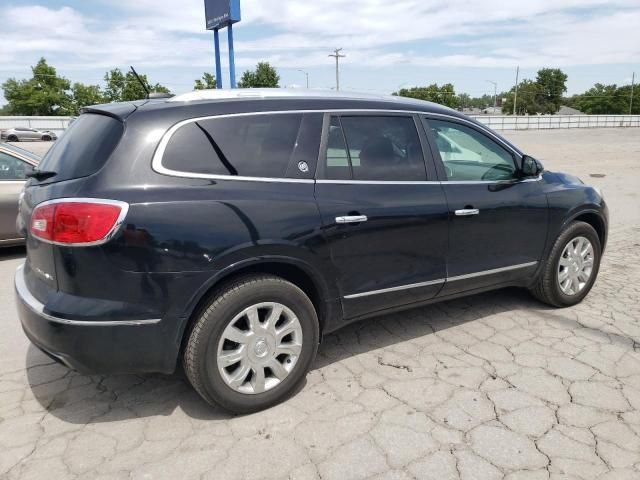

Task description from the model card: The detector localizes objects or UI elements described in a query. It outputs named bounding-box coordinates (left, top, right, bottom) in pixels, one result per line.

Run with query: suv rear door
left=314, top=112, right=448, bottom=319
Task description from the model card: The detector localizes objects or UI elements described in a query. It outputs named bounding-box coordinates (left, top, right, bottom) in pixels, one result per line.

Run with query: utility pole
left=630, top=72, right=635, bottom=115
left=513, top=66, right=520, bottom=115
left=329, top=48, right=346, bottom=91
left=486, top=80, right=497, bottom=112
left=297, top=69, right=310, bottom=89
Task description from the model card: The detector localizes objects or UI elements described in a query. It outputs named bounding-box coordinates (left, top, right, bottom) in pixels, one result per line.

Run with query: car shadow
left=25, top=286, right=614, bottom=424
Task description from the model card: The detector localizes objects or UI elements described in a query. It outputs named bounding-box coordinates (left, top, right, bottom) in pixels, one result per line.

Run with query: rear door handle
left=336, top=215, right=368, bottom=224
left=455, top=208, right=480, bottom=216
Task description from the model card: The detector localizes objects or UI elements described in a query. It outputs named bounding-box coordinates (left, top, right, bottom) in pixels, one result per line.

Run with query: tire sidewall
left=548, top=222, right=601, bottom=306
left=195, top=279, right=318, bottom=412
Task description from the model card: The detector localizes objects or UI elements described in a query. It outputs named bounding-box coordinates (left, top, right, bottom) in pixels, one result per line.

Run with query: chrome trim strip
left=15, top=265, right=161, bottom=327
left=316, top=179, right=441, bottom=185
left=344, top=278, right=445, bottom=299
left=315, top=176, right=541, bottom=186
left=447, top=261, right=538, bottom=282
left=31, top=198, right=129, bottom=247
left=342, top=261, right=538, bottom=299
left=152, top=108, right=525, bottom=184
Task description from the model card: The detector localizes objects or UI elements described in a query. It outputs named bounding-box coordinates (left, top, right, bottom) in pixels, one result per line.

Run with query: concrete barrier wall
left=0, top=114, right=639, bottom=134
left=470, top=115, right=640, bottom=130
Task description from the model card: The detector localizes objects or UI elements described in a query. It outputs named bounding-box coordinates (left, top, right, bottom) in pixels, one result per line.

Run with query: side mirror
left=521, top=155, right=544, bottom=177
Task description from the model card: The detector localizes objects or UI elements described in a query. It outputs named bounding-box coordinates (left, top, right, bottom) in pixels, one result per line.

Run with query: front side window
left=162, top=114, right=304, bottom=178
left=427, top=119, right=517, bottom=181
left=0, top=152, right=33, bottom=180
left=323, top=115, right=426, bottom=181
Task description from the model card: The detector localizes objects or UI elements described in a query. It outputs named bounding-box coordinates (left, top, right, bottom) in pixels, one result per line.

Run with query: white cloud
left=0, top=1, right=638, bottom=86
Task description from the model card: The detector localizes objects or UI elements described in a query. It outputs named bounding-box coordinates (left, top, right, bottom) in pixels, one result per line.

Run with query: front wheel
left=530, top=221, right=601, bottom=307
left=183, top=275, right=319, bottom=413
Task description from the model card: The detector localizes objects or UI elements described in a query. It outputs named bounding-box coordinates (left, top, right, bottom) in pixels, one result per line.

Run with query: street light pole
left=486, top=80, right=497, bottom=112
left=513, top=66, right=520, bottom=115
left=297, top=69, right=310, bottom=89
left=328, top=48, right=346, bottom=91
left=630, top=72, right=635, bottom=115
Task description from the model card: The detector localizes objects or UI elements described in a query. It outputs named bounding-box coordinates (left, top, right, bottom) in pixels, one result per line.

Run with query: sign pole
left=228, top=24, right=236, bottom=88
left=214, top=28, right=223, bottom=89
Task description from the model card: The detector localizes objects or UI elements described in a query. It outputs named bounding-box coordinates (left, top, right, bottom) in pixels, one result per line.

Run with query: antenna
left=129, top=66, right=150, bottom=98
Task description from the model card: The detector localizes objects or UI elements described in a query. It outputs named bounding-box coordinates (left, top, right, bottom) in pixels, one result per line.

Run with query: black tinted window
left=323, top=115, right=426, bottom=181
left=163, top=114, right=304, bottom=178
left=36, top=114, right=123, bottom=183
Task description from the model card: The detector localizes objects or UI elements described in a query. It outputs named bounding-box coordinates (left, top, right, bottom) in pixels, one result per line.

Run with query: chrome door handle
left=336, top=215, right=368, bottom=224
left=455, top=208, right=480, bottom=216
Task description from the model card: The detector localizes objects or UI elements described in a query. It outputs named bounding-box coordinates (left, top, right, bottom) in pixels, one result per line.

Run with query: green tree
left=574, top=84, right=629, bottom=114
left=103, top=68, right=170, bottom=102
left=535, top=68, right=568, bottom=114
left=503, top=79, right=544, bottom=115
left=194, top=72, right=217, bottom=90
left=502, top=68, right=568, bottom=115
left=393, top=83, right=459, bottom=109
left=238, top=62, right=280, bottom=88
left=69, top=83, right=105, bottom=115
left=2, top=58, right=72, bottom=115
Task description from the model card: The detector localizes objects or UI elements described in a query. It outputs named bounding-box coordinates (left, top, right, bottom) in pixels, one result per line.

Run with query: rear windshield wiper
left=26, top=169, right=57, bottom=181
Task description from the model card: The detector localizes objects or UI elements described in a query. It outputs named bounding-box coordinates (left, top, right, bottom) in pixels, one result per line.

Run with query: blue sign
left=204, top=0, right=241, bottom=30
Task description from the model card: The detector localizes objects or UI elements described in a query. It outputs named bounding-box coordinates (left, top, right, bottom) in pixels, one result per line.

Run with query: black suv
left=15, top=90, right=608, bottom=412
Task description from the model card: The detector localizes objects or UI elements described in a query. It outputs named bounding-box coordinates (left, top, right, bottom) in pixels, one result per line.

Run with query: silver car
left=0, top=143, right=39, bottom=246
left=1, top=127, right=57, bottom=142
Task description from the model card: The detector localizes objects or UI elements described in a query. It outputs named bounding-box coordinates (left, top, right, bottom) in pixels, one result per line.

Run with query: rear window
left=162, top=113, right=304, bottom=178
left=36, top=113, right=123, bottom=183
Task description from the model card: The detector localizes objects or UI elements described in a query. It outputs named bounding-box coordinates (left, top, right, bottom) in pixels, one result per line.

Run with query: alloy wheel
left=216, top=302, right=303, bottom=394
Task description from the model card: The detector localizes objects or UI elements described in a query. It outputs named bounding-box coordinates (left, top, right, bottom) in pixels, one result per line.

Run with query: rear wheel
left=7, top=135, right=18, bottom=142
left=530, top=221, right=601, bottom=307
left=41, top=135, right=52, bottom=141
left=183, top=275, right=319, bottom=413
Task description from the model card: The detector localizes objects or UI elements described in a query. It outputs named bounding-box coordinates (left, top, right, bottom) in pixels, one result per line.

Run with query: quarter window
left=427, top=119, right=517, bottom=181
left=323, top=115, right=426, bottom=181
left=162, top=114, right=305, bottom=178
left=0, top=153, right=33, bottom=180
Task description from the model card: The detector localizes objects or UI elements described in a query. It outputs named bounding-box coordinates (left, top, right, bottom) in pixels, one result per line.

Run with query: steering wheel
left=481, top=164, right=514, bottom=181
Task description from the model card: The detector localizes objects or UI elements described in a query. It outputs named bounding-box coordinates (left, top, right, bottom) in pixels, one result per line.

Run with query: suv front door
left=314, top=113, right=449, bottom=319
left=422, top=116, right=548, bottom=295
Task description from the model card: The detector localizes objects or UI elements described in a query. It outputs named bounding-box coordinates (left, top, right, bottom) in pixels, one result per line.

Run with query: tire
left=41, top=135, right=52, bottom=141
left=7, top=135, right=18, bottom=142
left=183, top=275, right=319, bottom=413
left=530, top=221, right=601, bottom=307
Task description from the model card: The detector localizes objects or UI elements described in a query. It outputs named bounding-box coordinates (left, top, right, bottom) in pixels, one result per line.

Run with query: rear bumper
left=15, top=264, right=178, bottom=374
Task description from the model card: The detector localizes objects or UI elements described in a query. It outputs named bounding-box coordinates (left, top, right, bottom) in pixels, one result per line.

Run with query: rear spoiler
left=80, top=101, right=145, bottom=121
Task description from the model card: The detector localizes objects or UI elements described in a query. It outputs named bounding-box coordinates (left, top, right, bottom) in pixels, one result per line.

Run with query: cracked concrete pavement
left=1, top=128, right=640, bottom=479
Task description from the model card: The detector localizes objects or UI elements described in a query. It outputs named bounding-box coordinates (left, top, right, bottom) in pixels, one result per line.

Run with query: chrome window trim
left=31, top=197, right=129, bottom=247
left=151, top=108, right=524, bottom=184
left=15, top=265, right=161, bottom=326
left=342, top=261, right=538, bottom=299
left=316, top=176, right=542, bottom=186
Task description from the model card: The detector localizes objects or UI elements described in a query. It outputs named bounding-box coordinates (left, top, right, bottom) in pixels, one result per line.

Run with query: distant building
left=558, top=106, right=583, bottom=115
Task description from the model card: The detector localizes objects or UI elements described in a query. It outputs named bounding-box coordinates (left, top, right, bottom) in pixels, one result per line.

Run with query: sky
left=0, top=0, right=639, bottom=103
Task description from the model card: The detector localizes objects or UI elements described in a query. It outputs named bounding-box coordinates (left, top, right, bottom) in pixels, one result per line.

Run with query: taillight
left=30, top=199, right=128, bottom=246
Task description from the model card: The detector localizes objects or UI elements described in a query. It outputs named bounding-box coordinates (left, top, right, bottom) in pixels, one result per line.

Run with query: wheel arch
left=176, top=256, right=337, bottom=360
left=564, top=208, right=607, bottom=252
